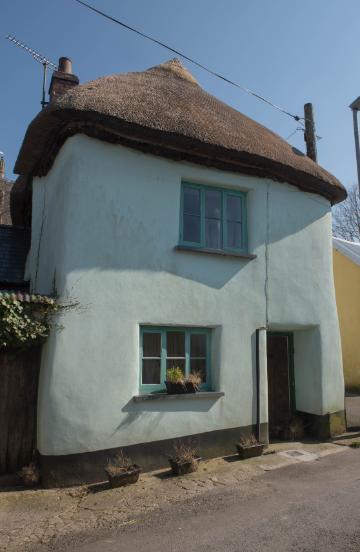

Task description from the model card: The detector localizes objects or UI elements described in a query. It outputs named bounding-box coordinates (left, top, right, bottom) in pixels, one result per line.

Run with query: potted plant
left=165, top=367, right=202, bottom=394
left=18, top=463, right=40, bottom=488
left=235, top=434, right=265, bottom=459
left=105, top=451, right=141, bottom=488
left=185, top=371, right=202, bottom=393
left=165, top=366, right=187, bottom=394
left=168, top=442, right=201, bottom=475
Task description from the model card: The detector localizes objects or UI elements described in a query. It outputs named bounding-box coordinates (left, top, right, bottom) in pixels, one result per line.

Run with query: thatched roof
left=15, top=59, right=346, bottom=204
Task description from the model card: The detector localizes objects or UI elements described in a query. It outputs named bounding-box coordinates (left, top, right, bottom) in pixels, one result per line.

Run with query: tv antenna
left=5, top=35, right=57, bottom=109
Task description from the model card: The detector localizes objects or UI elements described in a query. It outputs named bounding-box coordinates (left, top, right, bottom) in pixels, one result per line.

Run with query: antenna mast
left=5, top=35, right=57, bottom=109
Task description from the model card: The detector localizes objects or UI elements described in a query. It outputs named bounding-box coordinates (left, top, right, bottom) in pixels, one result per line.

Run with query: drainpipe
left=256, top=328, right=261, bottom=442
left=256, top=327, right=268, bottom=444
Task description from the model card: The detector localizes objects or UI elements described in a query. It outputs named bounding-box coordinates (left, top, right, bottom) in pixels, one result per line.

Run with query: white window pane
left=190, top=334, right=207, bottom=357
left=166, top=359, right=185, bottom=372
left=227, top=221, right=242, bottom=249
left=190, top=358, right=207, bottom=383
left=167, top=332, right=185, bottom=357
left=183, top=187, right=200, bottom=215
left=205, top=219, right=221, bottom=249
left=227, top=195, right=242, bottom=222
left=143, top=332, right=161, bottom=357
left=183, top=215, right=201, bottom=243
left=142, top=359, right=161, bottom=384
left=205, top=189, right=221, bottom=219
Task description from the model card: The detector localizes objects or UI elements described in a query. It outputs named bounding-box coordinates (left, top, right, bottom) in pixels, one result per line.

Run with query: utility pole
left=304, top=103, right=317, bottom=163
left=349, top=96, right=360, bottom=197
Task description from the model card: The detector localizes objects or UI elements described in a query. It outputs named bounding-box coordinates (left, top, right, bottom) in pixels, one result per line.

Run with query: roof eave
left=14, top=108, right=347, bottom=205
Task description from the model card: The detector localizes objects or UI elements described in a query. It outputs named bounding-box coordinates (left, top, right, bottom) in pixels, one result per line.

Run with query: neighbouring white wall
left=30, top=135, right=344, bottom=455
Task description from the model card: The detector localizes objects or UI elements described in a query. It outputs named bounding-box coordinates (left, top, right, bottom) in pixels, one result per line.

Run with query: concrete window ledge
left=133, top=391, right=224, bottom=403
left=174, top=245, right=256, bottom=260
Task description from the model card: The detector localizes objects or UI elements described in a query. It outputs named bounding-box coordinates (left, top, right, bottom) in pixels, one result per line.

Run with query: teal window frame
left=140, top=326, right=212, bottom=393
left=179, top=182, right=248, bottom=254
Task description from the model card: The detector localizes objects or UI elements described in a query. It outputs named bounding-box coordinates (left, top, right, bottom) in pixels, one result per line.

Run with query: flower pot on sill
left=235, top=443, right=265, bottom=460
left=106, top=465, right=141, bottom=488
left=168, top=456, right=201, bottom=476
left=165, top=381, right=198, bottom=394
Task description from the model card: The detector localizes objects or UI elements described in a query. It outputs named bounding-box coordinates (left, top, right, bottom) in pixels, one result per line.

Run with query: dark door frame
left=267, top=331, right=296, bottom=415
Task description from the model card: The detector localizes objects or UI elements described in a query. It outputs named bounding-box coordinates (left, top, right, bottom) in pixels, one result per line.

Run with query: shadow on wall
left=36, top=147, right=331, bottom=294
left=55, top=204, right=327, bottom=296
left=114, top=396, right=220, bottom=435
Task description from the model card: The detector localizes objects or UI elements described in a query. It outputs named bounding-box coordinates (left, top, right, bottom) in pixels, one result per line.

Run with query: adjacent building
left=333, top=237, right=360, bottom=392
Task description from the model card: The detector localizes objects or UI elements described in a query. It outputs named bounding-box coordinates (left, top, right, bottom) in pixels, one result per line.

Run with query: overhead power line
left=72, top=0, right=304, bottom=124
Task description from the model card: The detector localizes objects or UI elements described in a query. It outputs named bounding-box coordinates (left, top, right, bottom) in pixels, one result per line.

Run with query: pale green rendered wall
left=28, top=135, right=344, bottom=455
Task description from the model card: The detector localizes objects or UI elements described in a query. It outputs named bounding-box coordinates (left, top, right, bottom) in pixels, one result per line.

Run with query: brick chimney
left=49, top=57, right=79, bottom=102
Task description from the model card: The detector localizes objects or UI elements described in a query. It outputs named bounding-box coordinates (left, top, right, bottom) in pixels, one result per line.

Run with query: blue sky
left=1, top=0, right=359, bottom=187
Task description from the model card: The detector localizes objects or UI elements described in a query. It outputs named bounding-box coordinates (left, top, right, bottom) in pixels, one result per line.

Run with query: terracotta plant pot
left=165, top=381, right=198, bottom=394
left=235, top=443, right=264, bottom=460
left=168, top=456, right=201, bottom=476
left=106, top=465, right=141, bottom=488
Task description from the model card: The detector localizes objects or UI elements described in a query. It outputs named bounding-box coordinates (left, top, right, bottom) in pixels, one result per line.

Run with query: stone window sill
left=133, top=391, right=224, bottom=403
left=174, top=245, right=256, bottom=260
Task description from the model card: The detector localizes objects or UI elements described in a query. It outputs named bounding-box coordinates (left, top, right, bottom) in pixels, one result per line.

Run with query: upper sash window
left=180, top=183, right=248, bottom=253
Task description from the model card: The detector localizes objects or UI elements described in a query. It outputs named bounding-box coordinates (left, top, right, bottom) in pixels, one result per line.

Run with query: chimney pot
left=49, top=56, right=79, bottom=102
left=58, top=57, right=73, bottom=74
left=0, top=156, right=4, bottom=180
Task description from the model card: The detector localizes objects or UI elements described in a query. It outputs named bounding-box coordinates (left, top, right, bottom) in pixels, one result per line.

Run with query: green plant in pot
left=168, top=442, right=201, bottom=476
left=165, top=367, right=202, bottom=394
left=105, top=451, right=141, bottom=488
left=235, top=434, right=265, bottom=459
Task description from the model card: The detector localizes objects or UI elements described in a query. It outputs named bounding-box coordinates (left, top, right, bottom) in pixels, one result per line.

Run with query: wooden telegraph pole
left=304, top=103, right=317, bottom=163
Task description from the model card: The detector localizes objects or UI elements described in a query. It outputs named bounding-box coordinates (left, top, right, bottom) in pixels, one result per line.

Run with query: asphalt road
left=69, top=448, right=360, bottom=552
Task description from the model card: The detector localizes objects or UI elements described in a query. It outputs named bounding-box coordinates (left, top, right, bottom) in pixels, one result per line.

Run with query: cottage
left=333, top=237, right=360, bottom=392
left=14, top=58, right=347, bottom=486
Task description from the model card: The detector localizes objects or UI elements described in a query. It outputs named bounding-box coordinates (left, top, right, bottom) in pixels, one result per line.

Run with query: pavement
left=68, top=448, right=360, bottom=552
left=0, top=440, right=352, bottom=552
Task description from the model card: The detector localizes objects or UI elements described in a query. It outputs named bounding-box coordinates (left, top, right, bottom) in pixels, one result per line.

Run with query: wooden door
left=0, top=347, right=40, bottom=474
left=267, top=334, right=293, bottom=437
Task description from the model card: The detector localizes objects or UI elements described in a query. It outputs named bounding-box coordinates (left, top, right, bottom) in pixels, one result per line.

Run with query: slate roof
left=0, top=225, right=30, bottom=286
left=15, top=59, right=346, bottom=205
